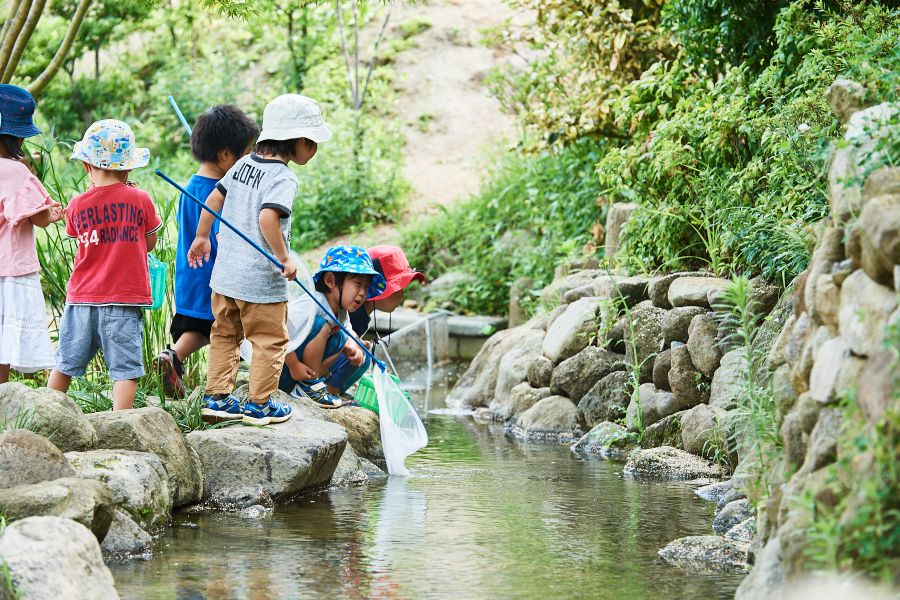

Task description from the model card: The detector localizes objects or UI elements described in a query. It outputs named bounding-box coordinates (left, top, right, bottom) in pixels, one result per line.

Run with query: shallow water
left=111, top=365, right=744, bottom=599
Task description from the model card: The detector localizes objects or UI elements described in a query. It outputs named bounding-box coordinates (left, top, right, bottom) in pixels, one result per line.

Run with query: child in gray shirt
left=188, top=94, right=332, bottom=425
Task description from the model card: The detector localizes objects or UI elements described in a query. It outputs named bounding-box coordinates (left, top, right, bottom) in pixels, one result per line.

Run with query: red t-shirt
left=65, top=183, right=162, bottom=305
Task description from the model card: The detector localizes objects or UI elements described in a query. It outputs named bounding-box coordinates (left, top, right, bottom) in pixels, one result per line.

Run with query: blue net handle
left=154, top=169, right=386, bottom=372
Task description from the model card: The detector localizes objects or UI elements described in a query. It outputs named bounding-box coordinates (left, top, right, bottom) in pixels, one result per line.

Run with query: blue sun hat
left=71, top=119, right=150, bottom=170
left=0, top=85, right=41, bottom=138
left=313, top=245, right=387, bottom=299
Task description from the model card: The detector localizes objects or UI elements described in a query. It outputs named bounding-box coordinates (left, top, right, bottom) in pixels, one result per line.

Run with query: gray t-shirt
left=210, top=153, right=298, bottom=304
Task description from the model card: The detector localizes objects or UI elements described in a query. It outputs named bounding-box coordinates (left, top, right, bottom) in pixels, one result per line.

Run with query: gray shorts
left=56, top=305, right=145, bottom=380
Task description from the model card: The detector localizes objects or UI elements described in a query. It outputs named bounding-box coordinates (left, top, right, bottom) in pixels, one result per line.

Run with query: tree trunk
left=0, top=0, right=33, bottom=80
left=27, top=0, right=92, bottom=98
left=1, top=0, right=48, bottom=83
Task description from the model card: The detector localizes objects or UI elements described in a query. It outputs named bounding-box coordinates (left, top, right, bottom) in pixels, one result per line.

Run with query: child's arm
left=285, top=352, right=317, bottom=381
left=259, top=207, right=297, bottom=280
left=187, top=189, right=225, bottom=268
left=147, top=231, right=158, bottom=252
left=29, top=202, right=64, bottom=228
left=341, top=335, right=366, bottom=367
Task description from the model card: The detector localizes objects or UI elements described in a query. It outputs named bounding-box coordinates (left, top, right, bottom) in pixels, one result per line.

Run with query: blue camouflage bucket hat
left=313, top=245, right=387, bottom=299
left=0, top=85, right=41, bottom=138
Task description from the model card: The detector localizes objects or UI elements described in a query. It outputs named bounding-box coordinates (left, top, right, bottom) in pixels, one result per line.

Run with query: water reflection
left=112, top=365, right=744, bottom=599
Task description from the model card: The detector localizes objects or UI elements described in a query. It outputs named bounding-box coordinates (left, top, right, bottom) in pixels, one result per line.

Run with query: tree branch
left=0, top=0, right=23, bottom=51
left=0, top=0, right=32, bottom=80
left=352, top=0, right=359, bottom=109
left=2, top=0, right=47, bottom=83
left=27, top=0, right=92, bottom=98
left=335, top=0, right=356, bottom=105
left=359, top=4, right=391, bottom=109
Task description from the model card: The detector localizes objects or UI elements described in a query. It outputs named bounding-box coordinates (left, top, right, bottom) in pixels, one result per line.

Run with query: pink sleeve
left=3, top=174, right=52, bottom=227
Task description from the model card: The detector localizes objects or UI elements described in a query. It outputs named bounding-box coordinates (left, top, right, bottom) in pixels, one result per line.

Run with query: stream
left=111, top=364, right=744, bottom=599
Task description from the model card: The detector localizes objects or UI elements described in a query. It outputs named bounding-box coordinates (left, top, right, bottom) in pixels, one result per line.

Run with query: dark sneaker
left=200, top=393, right=243, bottom=423
left=153, top=349, right=185, bottom=398
left=242, top=396, right=293, bottom=425
left=291, top=378, right=343, bottom=409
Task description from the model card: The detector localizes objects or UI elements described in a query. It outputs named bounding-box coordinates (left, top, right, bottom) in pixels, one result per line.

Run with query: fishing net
left=374, top=367, right=428, bottom=476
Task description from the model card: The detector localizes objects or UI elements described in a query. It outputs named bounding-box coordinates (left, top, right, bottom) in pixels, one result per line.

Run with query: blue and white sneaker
left=200, top=394, right=243, bottom=423
left=290, top=377, right=343, bottom=409
left=243, top=396, right=293, bottom=425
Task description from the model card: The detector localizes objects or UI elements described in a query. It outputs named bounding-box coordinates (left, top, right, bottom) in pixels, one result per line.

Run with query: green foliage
left=401, top=137, right=605, bottom=315
left=600, top=2, right=899, bottom=283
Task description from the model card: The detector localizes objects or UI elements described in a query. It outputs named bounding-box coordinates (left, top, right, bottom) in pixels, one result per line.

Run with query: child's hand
left=342, top=339, right=365, bottom=366
left=289, top=361, right=317, bottom=382
left=47, top=202, right=64, bottom=224
left=280, top=256, right=298, bottom=280
left=188, top=237, right=211, bottom=268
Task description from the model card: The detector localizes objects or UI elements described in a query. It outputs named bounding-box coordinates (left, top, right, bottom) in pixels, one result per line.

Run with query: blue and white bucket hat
left=313, top=245, right=387, bottom=299
left=71, top=119, right=150, bottom=171
left=0, top=84, right=41, bottom=138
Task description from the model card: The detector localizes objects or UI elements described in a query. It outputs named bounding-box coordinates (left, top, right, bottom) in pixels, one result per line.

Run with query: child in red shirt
left=48, top=120, right=161, bottom=410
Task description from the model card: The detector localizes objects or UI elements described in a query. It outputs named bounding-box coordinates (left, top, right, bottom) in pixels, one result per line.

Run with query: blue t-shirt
left=174, top=174, right=220, bottom=320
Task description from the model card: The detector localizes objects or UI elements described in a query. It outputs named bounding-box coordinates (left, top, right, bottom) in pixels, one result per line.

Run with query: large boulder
left=100, top=508, right=153, bottom=559
left=856, top=191, right=900, bottom=288
left=662, top=306, right=707, bottom=346
left=713, top=498, right=754, bottom=534
left=590, top=275, right=649, bottom=307
left=86, top=407, right=203, bottom=507
left=624, top=301, right=666, bottom=383
left=448, top=325, right=527, bottom=409
left=0, top=478, right=114, bottom=541
left=668, top=344, right=710, bottom=409
left=624, top=446, right=724, bottom=480
left=838, top=270, right=897, bottom=357
left=576, top=371, right=630, bottom=429
left=493, top=330, right=545, bottom=410
left=709, top=349, right=747, bottom=409
left=734, top=537, right=784, bottom=600
left=571, top=421, right=637, bottom=459
left=687, top=313, right=723, bottom=378
left=65, top=449, right=171, bottom=531
left=508, top=395, right=577, bottom=443
left=541, top=297, right=604, bottom=363
left=808, top=337, right=858, bottom=404
left=780, top=393, right=822, bottom=470
left=0, top=383, right=97, bottom=452
left=186, top=403, right=347, bottom=508
left=652, top=349, right=672, bottom=391
left=329, top=444, right=372, bottom=488
left=857, top=350, right=900, bottom=423
left=668, top=277, right=731, bottom=309
left=658, top=536, right=749, bottom=573
left=626, top=383, right=678, bottom=431
left=797, top=408, right=842, bottom=476
left=0, top=429, right=74, bottom=488
left=681, top=404, right=728, bottom=458
left=550, top=346, right=625, bottom=402
left=319, top=404, right=383, bottom=463
left=0, top=516, right=119, bottom=600
left=526, top=355, right=554, bottom=389
left=490, top=382, right=552, bottom=422
left=648, top=272, right=708, bottom=309
left=640, top=412, right=683, bottom=449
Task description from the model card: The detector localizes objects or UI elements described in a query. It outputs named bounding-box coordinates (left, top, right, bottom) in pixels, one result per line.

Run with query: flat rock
left=508, top=395, right=577, bottom=443
left=624, top=446, right=724, bottom=480
left=550, top=346, right=626, bottom=403
left=668, top=277, right=731, bottom=309
left=0, top=516, right=119, bottom=600
left=649, top=272, right=708, bottom=309
left=0, top=383, right=97, bottom=452
left=65, top=449, right=171, bottom=531
left=0, top=429, right=74, bottom=488
left=591, top=274, right=649, bottom=306
left=695, top=480, right=735, bottom=504
left=0, top=477, right=114, bottom=541
left=186, top=406, right=347, bottom=509
left=658, top=535, right=749, bottom=573
left=86, top=407, right=203, bottom=508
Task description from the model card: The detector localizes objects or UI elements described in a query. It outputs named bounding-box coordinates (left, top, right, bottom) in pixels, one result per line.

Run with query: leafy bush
left=402, top=138, right=605, bottom=315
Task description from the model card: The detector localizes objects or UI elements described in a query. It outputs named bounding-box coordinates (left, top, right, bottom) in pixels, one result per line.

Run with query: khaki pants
left=207, top=292, right=287, bottom=403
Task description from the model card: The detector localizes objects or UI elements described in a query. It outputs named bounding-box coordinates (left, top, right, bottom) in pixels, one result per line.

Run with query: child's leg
left=240, top=300, right=288, bottom=405
left=206, top=294, right=244, bottom=395
left=47, top=370, right=72, bottom=392
left=173, top=331, right=209, bottom=363
left=49, top=305, right=100, bottom=395
left=300, top=325, right=331, bottom=377
left=112, top=379, right=138, bottom=410
left=0, top=364, right=9, bottom=384
left=326, top=354, right=372, bottom=396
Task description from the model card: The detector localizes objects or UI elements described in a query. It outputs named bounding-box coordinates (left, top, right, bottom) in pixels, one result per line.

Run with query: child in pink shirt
left=0, top=85, right=64, bottom=383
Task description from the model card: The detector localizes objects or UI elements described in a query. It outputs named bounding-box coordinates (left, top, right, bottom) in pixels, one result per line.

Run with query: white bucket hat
left=258, top=94, right=332, bottom=144
left=71, top=119, right=149, bottom=171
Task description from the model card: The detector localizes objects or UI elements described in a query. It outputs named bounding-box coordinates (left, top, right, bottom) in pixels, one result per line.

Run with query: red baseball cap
left=368, top=245, right=425, bottom=302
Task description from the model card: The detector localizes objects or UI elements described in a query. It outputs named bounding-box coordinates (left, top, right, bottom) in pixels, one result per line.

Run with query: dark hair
left=190, top=105, right=260, bottom=164
left=254, top=137, right=314, bottom=159
left=315, top=271, right=346, bottom=294
left=0, top=134, right=24, bottom=160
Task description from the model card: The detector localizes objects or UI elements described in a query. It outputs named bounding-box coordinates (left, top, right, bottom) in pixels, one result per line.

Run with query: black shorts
left=170, top=314, right=213, bottom=343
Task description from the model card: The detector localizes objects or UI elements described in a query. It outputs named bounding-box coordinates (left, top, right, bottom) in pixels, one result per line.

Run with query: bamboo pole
left=27, top=0, right=92, bottom=97
left=0, top=0, right=33, bottom=79
left=1, top=0, right=48, bottom=83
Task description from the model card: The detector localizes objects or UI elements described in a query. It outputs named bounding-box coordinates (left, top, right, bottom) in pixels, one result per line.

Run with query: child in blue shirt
left=153, top=105, right=259, bottom=397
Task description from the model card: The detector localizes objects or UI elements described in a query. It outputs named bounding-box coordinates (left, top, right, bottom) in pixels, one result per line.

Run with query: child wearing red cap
left=325, top=245, right=424, bottom=396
